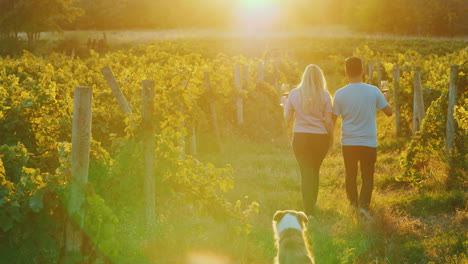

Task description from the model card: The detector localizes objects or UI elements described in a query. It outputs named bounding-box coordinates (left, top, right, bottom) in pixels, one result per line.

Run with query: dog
left=272, top=210, right=315, bottom=264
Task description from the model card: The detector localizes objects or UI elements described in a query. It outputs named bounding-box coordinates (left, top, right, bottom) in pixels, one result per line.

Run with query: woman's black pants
left=292, top=133, right=329, bottom=216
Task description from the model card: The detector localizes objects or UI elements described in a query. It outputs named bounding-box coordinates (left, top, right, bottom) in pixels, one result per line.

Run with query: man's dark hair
left=345, top=57, right=363, bottom=77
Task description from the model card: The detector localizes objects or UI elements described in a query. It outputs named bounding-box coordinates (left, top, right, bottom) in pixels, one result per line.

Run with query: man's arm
left=381, top=105, right=393, bottom=117
left=381, top=91, right=393, bottom=117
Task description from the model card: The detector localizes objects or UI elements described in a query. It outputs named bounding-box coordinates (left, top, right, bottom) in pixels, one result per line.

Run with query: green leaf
left=29, top=188, right=44, bottom=213
left=0, top=211, right=14, bottom=232
left=0, top=197, right=6, bottom=207
left=7, top=206, right=22, bottom=222
left=0, top=247, right=16, bottom=263
left=63, top=251, right=83, bottom=264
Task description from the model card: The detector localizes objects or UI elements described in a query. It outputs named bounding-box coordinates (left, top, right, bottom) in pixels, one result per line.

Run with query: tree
left=345, top=0, right=468, bottom=36
left=0, top=0, right=20, bottom=39
left=0, top=0, right=83, bottom=47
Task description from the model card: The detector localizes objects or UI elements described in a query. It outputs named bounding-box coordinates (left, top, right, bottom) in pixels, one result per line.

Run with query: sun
left=240, top=0, right=272, bottom=8
left=234, top=0, right=281, bottom=32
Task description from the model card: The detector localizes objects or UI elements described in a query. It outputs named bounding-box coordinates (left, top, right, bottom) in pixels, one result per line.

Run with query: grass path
left=196, top=115, right=466, bottom=263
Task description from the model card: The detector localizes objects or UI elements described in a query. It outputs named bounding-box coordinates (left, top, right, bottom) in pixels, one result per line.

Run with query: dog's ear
left=297, top=211, right=309, bottom=225
left=273, top=210, right=287, bottom=222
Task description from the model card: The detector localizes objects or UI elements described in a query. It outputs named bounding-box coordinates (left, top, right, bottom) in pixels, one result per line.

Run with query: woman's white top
left=284, top=88, right=332, bottom=134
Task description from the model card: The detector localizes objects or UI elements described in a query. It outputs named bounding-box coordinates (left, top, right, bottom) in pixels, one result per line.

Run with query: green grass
left=175, top=114, right=466, bottom=264
left=63, top=104, right=466, bottom=264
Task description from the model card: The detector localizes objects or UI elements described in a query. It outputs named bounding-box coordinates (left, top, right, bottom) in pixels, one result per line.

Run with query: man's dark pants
left=342, top=145, right=377, bottom=210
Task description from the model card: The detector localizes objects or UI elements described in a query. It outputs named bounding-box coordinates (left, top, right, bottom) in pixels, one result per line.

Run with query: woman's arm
left=282, top=95, right=295, bottom=122
left=284, top=108, right=294, bottom=123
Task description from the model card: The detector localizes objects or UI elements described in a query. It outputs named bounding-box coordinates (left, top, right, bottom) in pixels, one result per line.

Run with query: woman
left=282, top=64, right=334, bottom=219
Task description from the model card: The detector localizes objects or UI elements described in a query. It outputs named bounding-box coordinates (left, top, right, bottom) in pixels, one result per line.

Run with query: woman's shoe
left=359, top=208, right=373, bottom=221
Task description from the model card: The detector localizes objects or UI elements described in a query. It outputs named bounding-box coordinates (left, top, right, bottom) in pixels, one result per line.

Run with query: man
left=332, top=57, right=392, bottom=219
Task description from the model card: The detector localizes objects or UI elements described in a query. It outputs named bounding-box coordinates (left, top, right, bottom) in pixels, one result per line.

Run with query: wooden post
left=368, top=61, right=374, bottom=85
left=377, top=58, right=382, bottom=88
left=446, top=65, right=459, bottom=154
left=186, top=82, right=197, bottom=156
left=244, top=65, right=250, bottom=85
left=70, top=86, right=92, bottom=215
left=264, top=60, right=271, bottom=84
left=179, top=105, right=186, bottom=158
left=204, top=71, right=221, bottom=151
left=404, top=55, right=413, bottom=72
left=360, top=56, right=366, bottom=80
left=413, top=68, right=425, bottom=134
left=101, top=66, right=132, bottom=115
left=264, top=60, right=270, bottom=73
left=274, top=78, right=279, bottom=93
left=360, top=56, right=365, bottom=68
left=446, top=65, right=460, bottom=188
left=274, top=59, right=280, bottom=93
left=392, top=65, right=402, bottom=136
left=257, top=61, right=264, bottom=82
left=234, top=64, right=244, bottom=125
left=67, top=86, right=92, bottom=256
left=141, top=79, right=156, bottom=227
left=407, top=55, right=413, bottom=64
left=190, top=125, right=197, bottom=156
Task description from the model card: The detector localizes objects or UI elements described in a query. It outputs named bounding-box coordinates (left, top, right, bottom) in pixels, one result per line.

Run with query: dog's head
left=273, top=210, right=308, bottom=234
left=272, top=210, right=314, bottom=264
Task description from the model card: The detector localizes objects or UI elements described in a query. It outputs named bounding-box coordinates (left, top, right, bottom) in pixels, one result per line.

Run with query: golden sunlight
left=234, top=0, right=282, bottom=32
left=240, top=0, right=271, bottom=8
left=186, top=250, right=231, bottom=264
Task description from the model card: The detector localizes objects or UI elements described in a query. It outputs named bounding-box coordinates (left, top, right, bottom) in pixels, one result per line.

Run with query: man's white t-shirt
left=333, top=83, right=388, bottom=147
left=285, top=88, right=332, bottom=134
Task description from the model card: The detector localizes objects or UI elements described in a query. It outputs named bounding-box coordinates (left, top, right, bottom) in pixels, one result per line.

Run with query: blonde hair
left=298, top=65, right=328, bottom=114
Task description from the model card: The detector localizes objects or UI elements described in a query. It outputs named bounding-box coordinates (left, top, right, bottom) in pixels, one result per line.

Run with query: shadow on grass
left=397, top=190, right=465, bottom=217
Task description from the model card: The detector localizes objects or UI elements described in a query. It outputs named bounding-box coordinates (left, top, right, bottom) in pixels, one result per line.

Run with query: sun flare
left=234, top=0, right=282, bottom=32
left=240, top=0, right=271, bottom=8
